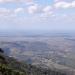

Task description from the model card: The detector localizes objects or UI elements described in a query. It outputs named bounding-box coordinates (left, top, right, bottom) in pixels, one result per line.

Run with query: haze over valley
left=0, top=33, right=75, bottom=75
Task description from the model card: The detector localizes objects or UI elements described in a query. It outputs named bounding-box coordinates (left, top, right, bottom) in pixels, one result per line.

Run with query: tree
left=0, top=48, right=7, bottom=64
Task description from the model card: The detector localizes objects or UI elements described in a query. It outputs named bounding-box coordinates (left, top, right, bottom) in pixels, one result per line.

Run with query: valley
left=0, top=35, right=75, bottom=74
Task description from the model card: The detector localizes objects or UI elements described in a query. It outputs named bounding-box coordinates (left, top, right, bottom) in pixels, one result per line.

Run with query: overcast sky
left=0, top=0, right=75, bottom=32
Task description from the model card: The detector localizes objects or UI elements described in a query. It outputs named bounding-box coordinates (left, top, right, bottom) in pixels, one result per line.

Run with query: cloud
left=0, top=0, right=75, bottom=18
left=54, top=0, right=60, bottom=2
left=27, top=5, right=38, bottom=14
left=0, top=8, right=25, bottom=16
left=0, top=6, right=38, bottom=16
left=43, top=6, right=52, bottom=13
left=0, top=0, right=33, bottom=3
left=14, top=8, right=24, bottom=14
left=41, top=6, right=53, bottom=18
left=54, top=1, right=71, bottom=8
left=40, top=7, right=52, bottom=18
left=41, top=11, right=53, bottom=18
left=54, top=1, right=75, bottom=8
left=71, top=1, right=75, bottom=7
left=54, top=0, right=74, bottom=2
left=0, top=8, right=11, bottom=16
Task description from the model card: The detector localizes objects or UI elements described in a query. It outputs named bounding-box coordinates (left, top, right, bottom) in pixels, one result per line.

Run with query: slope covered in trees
left=0, top=48, right=67, bottom=75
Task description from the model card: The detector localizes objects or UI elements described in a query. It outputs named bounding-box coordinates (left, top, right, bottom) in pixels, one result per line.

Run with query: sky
left=0, top=0, right=75, bottom=33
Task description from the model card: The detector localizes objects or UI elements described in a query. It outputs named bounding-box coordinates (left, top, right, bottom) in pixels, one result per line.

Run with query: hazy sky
left=0, top=0, right=75, bottom=32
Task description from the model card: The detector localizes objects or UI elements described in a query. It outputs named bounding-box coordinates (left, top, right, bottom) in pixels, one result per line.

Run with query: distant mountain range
left=0, top=31, right=75, bottom=37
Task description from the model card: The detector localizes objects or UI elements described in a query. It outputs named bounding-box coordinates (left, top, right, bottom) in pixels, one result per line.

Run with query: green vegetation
left=0, top=48, right=67, bottom=75
left=0, top=64, right=25, bottom=75
left=0, top=48, right=25, bottom=75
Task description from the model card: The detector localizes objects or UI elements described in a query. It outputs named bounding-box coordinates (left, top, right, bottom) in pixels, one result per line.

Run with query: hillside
left=0, top=48, right=67, bottom=75
left=1, top=37, right=75, bottom=69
